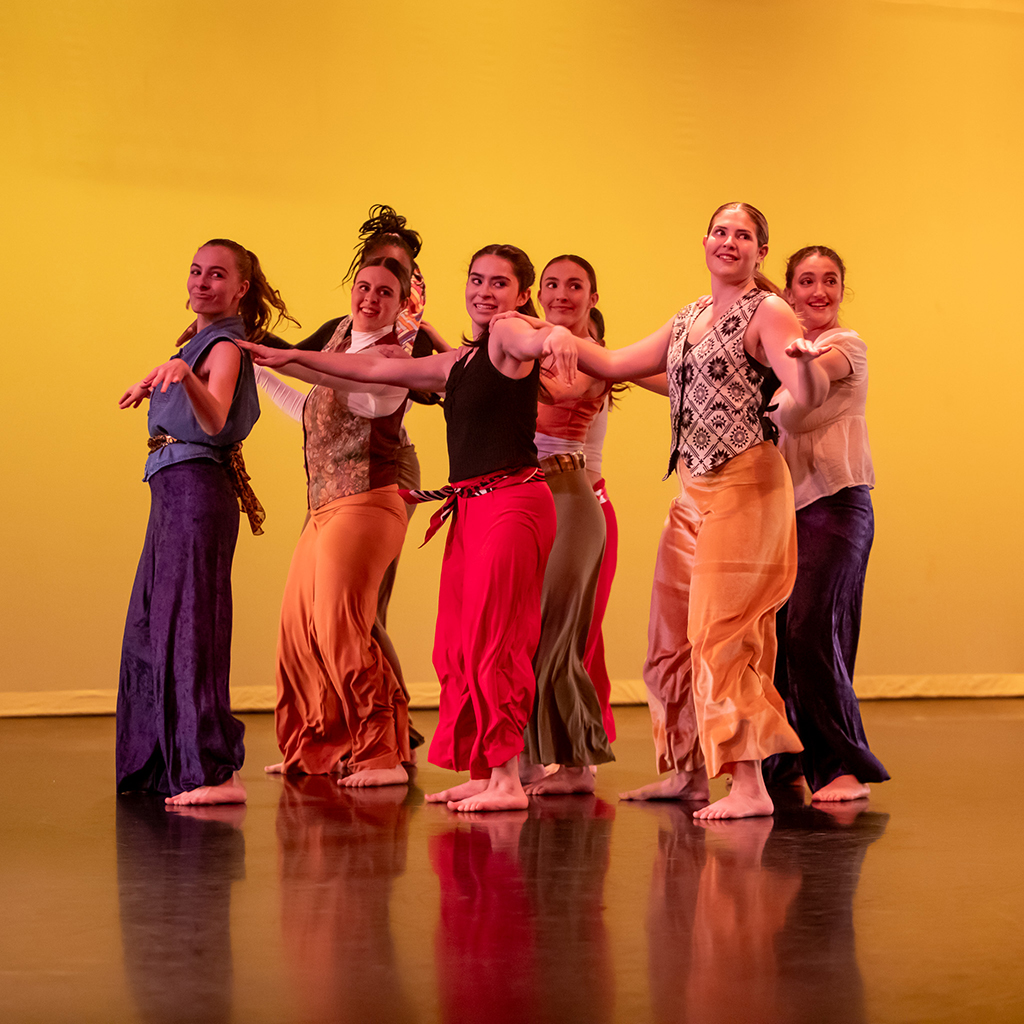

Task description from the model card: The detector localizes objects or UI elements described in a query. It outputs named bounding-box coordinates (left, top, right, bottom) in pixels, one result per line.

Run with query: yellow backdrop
left=2, top=0, right=1022, bottom=715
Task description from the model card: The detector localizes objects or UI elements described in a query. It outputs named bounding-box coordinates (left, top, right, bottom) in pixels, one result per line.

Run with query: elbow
left=202, top=409, right=230, bottom=435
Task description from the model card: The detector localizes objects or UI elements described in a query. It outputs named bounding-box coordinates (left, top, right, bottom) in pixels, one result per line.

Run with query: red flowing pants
left=429, top=481, right=557, bottom=778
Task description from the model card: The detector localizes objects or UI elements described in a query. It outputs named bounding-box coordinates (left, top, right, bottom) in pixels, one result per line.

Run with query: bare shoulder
left=749, top=293, right=800, bottom=339
left=196, top=338, right=242, bottom=376
left=756, top=293, right=794, bottom=320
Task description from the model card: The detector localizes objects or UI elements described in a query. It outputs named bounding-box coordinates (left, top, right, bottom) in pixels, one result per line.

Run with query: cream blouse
left=772, top=328, right=875, bottom=510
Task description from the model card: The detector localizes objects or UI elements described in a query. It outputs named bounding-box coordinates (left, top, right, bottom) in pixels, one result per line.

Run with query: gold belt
left=148, top=434, right=266, bottom=535
left=539, top=450, right=586, bottom=475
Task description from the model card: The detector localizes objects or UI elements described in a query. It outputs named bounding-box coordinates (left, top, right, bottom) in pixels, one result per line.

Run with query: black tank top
left=444, top=336, right=541, bottom=482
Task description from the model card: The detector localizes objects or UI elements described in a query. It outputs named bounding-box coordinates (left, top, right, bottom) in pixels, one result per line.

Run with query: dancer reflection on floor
left=275, top=777, right=415, bottom=1023
left=645, top=806, right=800, bottom=1024
left=243, top=244, right=575, bottom=811
left=431, top=815, right=539, bottom=1024
left=117, top=239, right=294, bottom=806
left=763, top=246, right=890, bottom=803
left=497, top=204, right=831, bottom=819
left=116, top=798, right=246, bottom=1024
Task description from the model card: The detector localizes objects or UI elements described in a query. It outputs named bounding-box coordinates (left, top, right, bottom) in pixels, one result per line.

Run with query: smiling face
left=350, top=264, right=405, bottom=332
left=187, top=245, right=250, bottom=324
left=465, top=254, right=529, bottom=333
left=785, top=253, right=844, bottom=335
left=539, top=259, right=598, bottom=337
left=702, top=209, right=768, bottom=284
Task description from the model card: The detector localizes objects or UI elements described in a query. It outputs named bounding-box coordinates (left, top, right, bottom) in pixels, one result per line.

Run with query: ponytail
left=753, top=268, right=784, bottom=297
left=199, top=238, right=299, bottom=341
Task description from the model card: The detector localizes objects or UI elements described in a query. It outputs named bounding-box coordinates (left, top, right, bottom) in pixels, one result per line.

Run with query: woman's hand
left=146, top=357, right=193, bottom=394
left=543, top=325, right=578, bottom=386
left=377, top=344, right=413, bottom=360
left=118, top=381, right=153, bottom=409
left=237, top=340, right=295, bottom=369
left=419, top=320, right=453, bottom=353
left=784, top=336, right=833, bottom=361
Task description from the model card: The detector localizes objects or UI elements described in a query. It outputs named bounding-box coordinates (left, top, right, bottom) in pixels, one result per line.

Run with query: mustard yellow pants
left=643, top=443, right=803, bottom=778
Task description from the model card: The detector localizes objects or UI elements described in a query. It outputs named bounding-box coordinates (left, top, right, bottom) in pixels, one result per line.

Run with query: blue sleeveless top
left=144, top=316, right=260, bottom=481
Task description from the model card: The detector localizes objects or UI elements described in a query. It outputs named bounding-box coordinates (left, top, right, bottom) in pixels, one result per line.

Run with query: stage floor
left=2, top=699, right=1023, bottom=1023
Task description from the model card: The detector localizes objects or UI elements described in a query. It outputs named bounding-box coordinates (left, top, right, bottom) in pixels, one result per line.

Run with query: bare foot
left=338, top=765, right=409, bottom=788
left=338, top=783, right=409, bottom=807
left=426, top=778, right=488, bottom=804
left=165, top=772, right=247, bottom=807
left=264, top=760, right=347, bottom=776
left=449, top=758, right=528, bottom=813
left=693, top=760, right=772, bottom=820
left=524, top=765, right=596, bottom=796
left=519, top=760, right=548, bottom=786
left=812, top=775, right=871, bottom=802
left=620, top=770, right=710, bottom=803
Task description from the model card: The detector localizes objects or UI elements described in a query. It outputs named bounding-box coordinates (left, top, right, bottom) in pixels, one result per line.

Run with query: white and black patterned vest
left=666, top=288, right=780, bottom=478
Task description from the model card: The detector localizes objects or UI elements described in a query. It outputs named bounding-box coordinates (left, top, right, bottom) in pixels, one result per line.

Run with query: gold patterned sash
left=147, top=434, right=266, bottom=535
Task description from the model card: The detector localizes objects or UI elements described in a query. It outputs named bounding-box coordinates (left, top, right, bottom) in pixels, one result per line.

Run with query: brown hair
left=357, top=255, right=413, bottom=303
left=469, top=243, right=538, bottom=316
left=197, top=238, right=298, bottom=341
left=784, top=245, right=847, bottom=290
left=344, top=204, right=423, bottom=283
left=704, top=203, right=782, bottom=296
left=463, top=244, right=538, bottom=350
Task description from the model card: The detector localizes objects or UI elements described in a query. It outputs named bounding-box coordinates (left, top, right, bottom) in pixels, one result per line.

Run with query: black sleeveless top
left=444, top=336, right=541, bottom=482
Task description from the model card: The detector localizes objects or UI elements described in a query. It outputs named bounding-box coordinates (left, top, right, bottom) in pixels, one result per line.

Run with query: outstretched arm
left=118, top=342, right=241, bottom=435
left=749, top=297, right=831, bottom=408
left=240, top=339, right=457, bottom=393
left=573, top=316, right=675, bottom=382
left=489, top=318, right=578, bottom=384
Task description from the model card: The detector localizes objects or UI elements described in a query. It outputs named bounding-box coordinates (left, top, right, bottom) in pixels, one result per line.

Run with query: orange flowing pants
left=643, top=443, right=803, bottom=779
left=275, top=487, right=410, bottom=774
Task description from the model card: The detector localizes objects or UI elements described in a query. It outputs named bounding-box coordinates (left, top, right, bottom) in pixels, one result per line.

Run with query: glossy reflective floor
left=3, top=700, right=1024, bottom=1023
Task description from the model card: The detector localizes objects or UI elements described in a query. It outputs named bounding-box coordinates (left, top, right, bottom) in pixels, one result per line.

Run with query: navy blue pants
left=764, top=486, right=889, bottom=791
left=117, top=460, right=245, bottom=796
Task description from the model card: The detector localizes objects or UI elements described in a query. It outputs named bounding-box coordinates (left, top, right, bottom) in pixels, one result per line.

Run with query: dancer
left=763, top=246, right=888, bottom=802
left=117, top=238, right=294, bottom=806
left=256, top=205, right=449, bottom=626
left=261, top=257, right=415, bottom=787
left=520, top=255, right=615, bottom=795
left=243, top=244, right=574, bottom=811
left=254, top=206, right=448, bottom=753
left=503, top=204, right=832, bottom=819
left=581, top=352, right=623, bottom=748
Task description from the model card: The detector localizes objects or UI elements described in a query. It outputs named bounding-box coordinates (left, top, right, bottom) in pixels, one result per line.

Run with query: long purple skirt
left=764, top=485, right=889, bottom=792
left=117, top=460, right=245, bottom=796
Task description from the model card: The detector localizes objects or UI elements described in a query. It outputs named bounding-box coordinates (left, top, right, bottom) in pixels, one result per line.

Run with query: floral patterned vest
left=666, top=288, right=779, bottom=478
left=303, top=317, right=406, bottom=509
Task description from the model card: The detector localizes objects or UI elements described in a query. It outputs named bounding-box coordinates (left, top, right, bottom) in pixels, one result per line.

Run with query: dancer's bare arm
left=240, top=339, right=456, bottom=393
left=489, top=318, right=577, bottom=384
left=118, top=341, right=241, bottom=436
left=747, top=297, right=831, bottom=408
